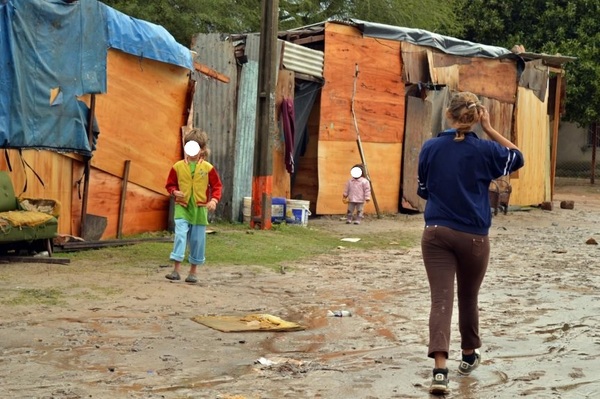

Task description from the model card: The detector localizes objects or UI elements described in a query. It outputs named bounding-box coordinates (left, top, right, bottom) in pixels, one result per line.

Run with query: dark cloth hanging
left=281, top=98, right=295, bottom=174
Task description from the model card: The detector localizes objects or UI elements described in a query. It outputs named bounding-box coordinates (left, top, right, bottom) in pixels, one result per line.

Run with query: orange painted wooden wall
left=315, top=22, right=405, bottom=215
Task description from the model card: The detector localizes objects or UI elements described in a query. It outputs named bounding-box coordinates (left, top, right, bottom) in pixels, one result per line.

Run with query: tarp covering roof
left=0, top=0, right=192, bottom=156
left=281, top=19, right=575, bottom=67
left=347, top=19, right=575, bottom=66
left=104, top=5, right=193, bottom=70
left=347, top=18, right=512, bottom=59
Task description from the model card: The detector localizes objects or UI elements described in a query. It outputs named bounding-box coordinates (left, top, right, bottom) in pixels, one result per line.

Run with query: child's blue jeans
left=170, top=218, right=206, bottom=265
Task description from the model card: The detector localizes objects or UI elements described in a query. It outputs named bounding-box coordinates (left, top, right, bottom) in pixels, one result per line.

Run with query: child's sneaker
left=429, top=368, right=449, bottom=395
left=353, top=220, right=360, bottom=224
left=165, top=271, right=181, bottom=281
left=458, top=349, right=481, bottom=376
left=346, top=219, right=352, bottom=224
left=185, top=274, right=198, bottom=283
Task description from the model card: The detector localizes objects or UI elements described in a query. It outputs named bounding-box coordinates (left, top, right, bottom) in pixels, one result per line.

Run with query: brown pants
left=421, top=225, right=490, bottom=358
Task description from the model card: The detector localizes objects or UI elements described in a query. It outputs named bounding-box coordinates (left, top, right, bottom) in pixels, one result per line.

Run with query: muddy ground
left=1, top=179, right=600, bottom=399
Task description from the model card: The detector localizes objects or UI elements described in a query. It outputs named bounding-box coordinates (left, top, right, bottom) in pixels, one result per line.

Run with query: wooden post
left=550, top=73, right=562, bottom=198
left=592, top=123, right=597, bottom=185
left=351, top=64, right=381, bottom=218
left=251, top=0, right=279, bottom=229
left=117, top=160, right=131, bottom=239
left=80, top=94, right=96, bottom=238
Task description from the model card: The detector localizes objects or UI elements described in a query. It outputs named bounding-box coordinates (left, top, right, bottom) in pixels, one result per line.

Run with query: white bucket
left=285, top=199, right=311, bottom=226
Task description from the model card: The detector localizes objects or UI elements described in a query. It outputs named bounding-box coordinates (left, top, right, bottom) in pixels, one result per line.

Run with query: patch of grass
left=206, top=223, right=344, bottom=268
left=2, top=288, right=65, bottom=306
left=55, top=221, right=418, bottom=272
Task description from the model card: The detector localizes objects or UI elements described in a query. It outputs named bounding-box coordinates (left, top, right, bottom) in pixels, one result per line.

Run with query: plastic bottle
left=327, top=310, right=352, bottom=317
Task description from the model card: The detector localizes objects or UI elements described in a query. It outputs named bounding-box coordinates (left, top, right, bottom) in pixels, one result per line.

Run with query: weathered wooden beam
left=291, top=35, right=325, bottom=45
left=194, top=62, right=230, bottom=83
left=0, top=256, right=70, bottom=264
left=55, top=237, right=173, bottom=252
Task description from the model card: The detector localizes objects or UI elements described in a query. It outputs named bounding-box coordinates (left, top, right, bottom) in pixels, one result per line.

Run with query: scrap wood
left=55, top=237, right=173, bottom=252
left=194, top=61, right=230, bottom=83
left=0, top=256, right=70, bottom=264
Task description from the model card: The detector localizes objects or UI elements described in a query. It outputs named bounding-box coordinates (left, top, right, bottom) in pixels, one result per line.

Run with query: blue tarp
left=0, top=0, right=193, bottom=156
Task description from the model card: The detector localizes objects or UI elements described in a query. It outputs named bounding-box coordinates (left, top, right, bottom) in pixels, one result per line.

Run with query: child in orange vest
left=164, top=129, right=223, bottom=283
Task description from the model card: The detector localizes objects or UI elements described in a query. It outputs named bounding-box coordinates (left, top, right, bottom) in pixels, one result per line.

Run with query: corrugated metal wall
left=191, top=34, right=239, bottom=221
left=232, top=34, right=260, bottom=223
left=191, top=33, right=287, bottom=223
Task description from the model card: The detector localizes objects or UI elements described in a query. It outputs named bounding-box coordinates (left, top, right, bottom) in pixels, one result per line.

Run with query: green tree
left=102, top=0, right=465, bottom=46
left=459, top=0, right=598, bottom=128
left=279, top=0, right=464, bottom=36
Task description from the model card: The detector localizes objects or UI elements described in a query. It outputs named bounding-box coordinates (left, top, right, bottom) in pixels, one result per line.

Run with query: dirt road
left=1, top=181, right=600, bottom=399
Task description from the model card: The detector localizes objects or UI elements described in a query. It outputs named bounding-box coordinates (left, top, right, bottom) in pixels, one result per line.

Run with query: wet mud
left=1, top=184, right=600, bottom=398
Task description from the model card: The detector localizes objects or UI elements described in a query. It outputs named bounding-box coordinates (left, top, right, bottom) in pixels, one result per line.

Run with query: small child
left=164, top=128, right=223, bottom=283
left=342, top=164, right=371, bottom=224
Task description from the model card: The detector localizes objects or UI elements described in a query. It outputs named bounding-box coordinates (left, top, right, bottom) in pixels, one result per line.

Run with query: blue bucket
left=271, top=197, right=286, bottom=223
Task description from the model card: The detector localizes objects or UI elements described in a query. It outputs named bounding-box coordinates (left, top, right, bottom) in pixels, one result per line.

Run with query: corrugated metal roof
left=282, top=41, right=324, bottom=78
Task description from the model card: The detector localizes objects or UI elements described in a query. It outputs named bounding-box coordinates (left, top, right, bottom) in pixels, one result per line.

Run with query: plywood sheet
left=428, top=50, right=459, bottom=90
left=474, top=98, right=514, bottom=141
left=509, top=87, right=550, bottom=206
left=71, top=166, right=169, bottom=239
left=402, top=96, right=432, bottom=212
left=316, top=140, right=402, bottom=215
left=89, top=49, right=191, bottom=195
left=429, top=51, right=518, bottom=104
left=458, top=58, right=518, bottom=103
left=401, top=42, right=430, bottom=84
left=321, top=23, right=405, bottom=144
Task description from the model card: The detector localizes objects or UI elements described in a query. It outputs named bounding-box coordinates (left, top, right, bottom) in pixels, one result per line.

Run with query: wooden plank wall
left=0, top=150, right=74, bottom=234
left=402, top=95, right=432, bottom=212
left=510, top=87, right=550, bottom=206
left=273, top=69, right=294, bottom=198
left=401, top=42, right=430, bottom=83
left=89, top=49, right=191, bottom=195
left=70, top=165, right=170, bottom=239
left=317, top=22, right=405, bottom=214
left=77, top=49, right=191, bottom=238
left=429, top=50, right=518, bottom=104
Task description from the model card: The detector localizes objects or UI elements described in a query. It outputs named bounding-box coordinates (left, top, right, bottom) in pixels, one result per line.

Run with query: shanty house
left=0, top=0, right=195, bottom=240
left=192, top=19, right=573, bottom=222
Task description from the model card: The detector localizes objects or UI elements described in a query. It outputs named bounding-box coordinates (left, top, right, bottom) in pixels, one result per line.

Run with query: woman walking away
left=417, top=92, right=524, bottom=395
